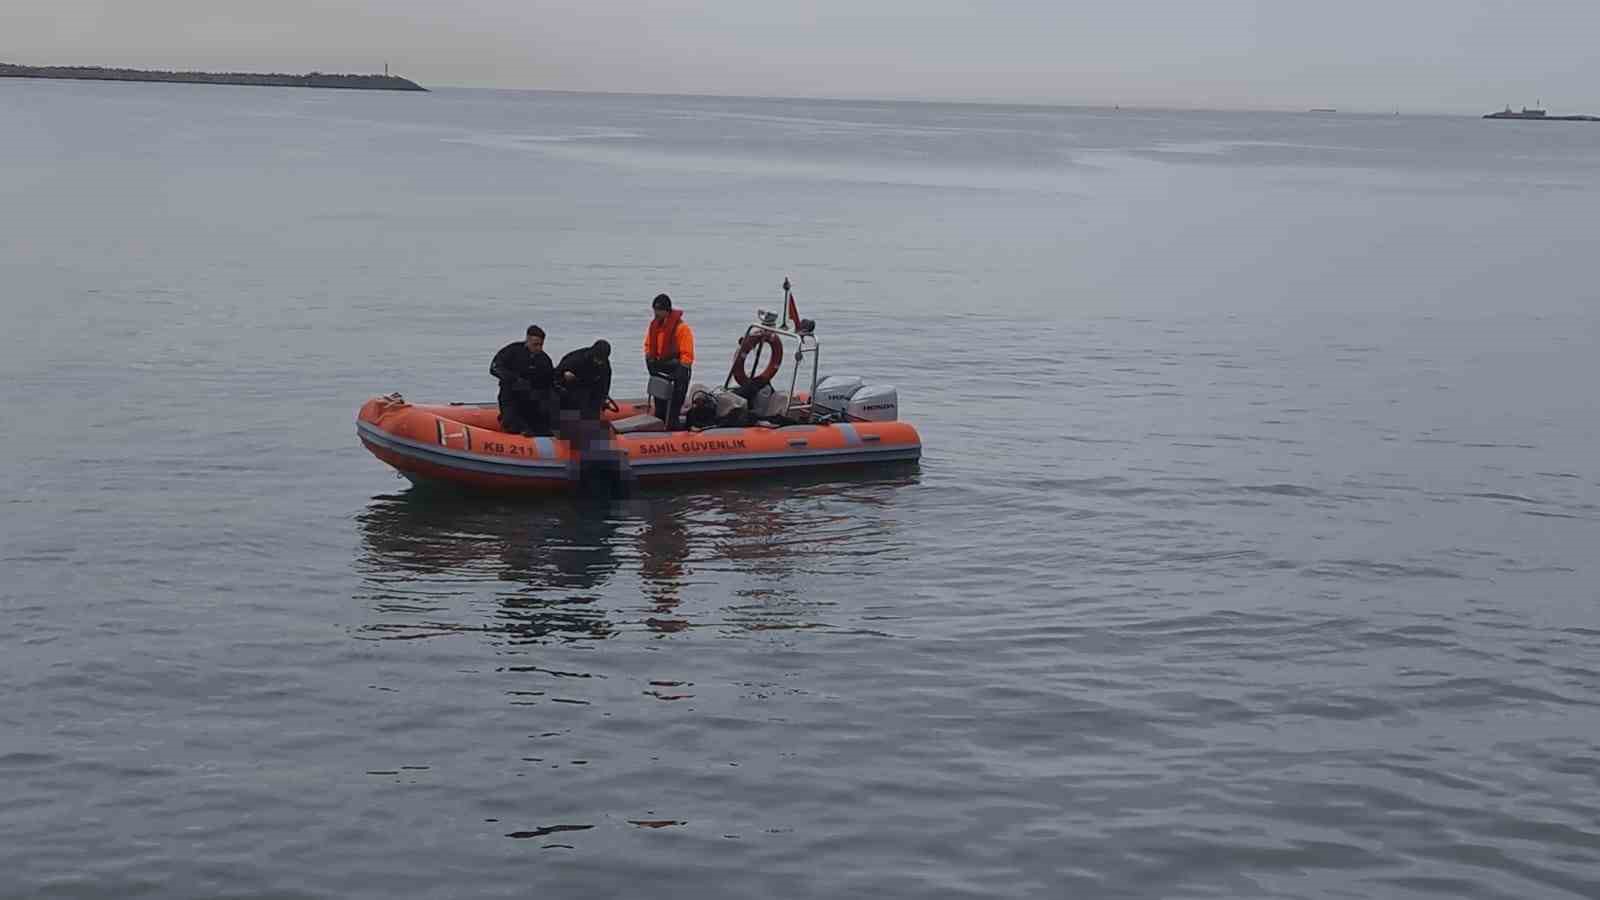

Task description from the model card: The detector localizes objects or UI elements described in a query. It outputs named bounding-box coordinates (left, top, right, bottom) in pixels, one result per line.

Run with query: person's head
left=590, top=339, right=611, bottom=363
left=652, top=293, right=672, bottom=322
left=524, top=324, right=545, bottom=353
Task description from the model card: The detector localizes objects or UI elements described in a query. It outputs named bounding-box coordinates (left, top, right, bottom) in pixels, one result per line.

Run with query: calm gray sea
left=3, top=80, right=1599, bottom=899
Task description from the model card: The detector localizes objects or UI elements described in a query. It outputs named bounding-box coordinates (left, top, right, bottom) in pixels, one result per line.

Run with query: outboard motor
left=814, top=375, right=864, bottom=415
left=846, top=384, right=899, bottom=421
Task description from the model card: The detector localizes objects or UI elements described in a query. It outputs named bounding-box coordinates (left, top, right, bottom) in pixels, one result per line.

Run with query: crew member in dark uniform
left=555, top=340, right=613, bottom=420
left=490, top=325, right=555, bottom=435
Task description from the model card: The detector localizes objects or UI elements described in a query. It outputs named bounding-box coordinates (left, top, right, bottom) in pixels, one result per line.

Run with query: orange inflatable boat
left=357, top=296, right=921, bottom=493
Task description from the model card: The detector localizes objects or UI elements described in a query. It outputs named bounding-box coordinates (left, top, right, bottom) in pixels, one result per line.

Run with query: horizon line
left=3, top=57, right=1562, bottom=116
left=415, top=82, right=1490, bottom=118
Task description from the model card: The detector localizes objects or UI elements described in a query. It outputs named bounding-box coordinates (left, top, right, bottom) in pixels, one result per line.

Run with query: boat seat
left=612, top=413, right=666, bottom=434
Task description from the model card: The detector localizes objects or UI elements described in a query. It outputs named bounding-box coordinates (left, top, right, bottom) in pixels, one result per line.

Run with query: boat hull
left=356, top=395, right=921, bottom=493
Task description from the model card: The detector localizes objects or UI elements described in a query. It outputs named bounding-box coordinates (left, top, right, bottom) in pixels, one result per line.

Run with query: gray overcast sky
left=5, top=1, right=1599, bottom=112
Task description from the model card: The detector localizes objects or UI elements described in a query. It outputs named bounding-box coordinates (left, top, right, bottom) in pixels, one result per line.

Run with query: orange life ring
left=732, top=332, right=783, bottom=386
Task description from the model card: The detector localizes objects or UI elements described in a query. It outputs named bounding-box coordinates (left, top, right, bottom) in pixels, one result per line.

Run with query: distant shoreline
left=0, top=62, right=427, bottom=92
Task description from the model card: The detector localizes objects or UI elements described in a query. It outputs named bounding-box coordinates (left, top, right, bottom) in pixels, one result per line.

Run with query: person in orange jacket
left=644, top=293, right=695, bottom=429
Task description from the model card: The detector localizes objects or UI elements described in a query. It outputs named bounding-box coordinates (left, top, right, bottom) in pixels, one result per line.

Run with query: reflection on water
left=354, top=467, right=920, bottom=643
left=355, top=491, right=623, bottom=642
left=637, top=494, right=692, bottom=633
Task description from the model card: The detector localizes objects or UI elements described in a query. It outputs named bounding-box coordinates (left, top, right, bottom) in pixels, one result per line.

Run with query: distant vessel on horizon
left=1308, top=107, right=1338, bottom=113
left=1484, top=101, right=1599, bottom=122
